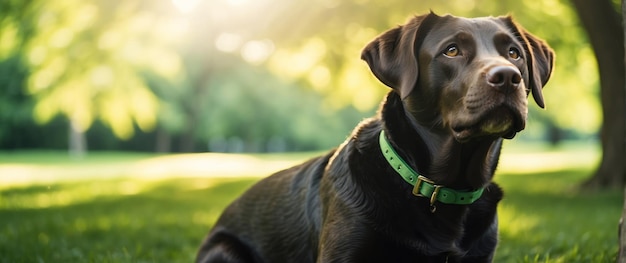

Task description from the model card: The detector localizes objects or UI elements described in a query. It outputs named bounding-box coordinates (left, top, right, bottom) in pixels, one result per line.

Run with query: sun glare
left=215, top=33, right=243, bottom=53
left=171, top=0, right=199, bottom=14
left=241, top=39, right=274, bottom=65
left=226, top=0, right=250, bottom=6
left=171, top=0, right=274, bottom=65
left=173, top=0, right=251, bottom=14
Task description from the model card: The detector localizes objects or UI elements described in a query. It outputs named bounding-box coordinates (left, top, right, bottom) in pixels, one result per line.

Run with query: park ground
left=0, top=140, right=620, bottom=262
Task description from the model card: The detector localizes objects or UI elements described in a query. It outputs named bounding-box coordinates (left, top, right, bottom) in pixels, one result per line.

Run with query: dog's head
left=362, top=12, right=554, bottom=142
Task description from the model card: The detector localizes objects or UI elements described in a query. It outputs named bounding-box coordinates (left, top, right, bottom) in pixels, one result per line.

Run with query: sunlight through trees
left=0, top=0, right=606, bottom=153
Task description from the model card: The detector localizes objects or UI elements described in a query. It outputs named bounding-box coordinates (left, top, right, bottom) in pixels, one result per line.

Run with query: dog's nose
left=486, top=66, right=522, bottom=92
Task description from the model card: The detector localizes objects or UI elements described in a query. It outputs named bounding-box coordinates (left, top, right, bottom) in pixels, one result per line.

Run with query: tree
left=9, top=0, right=185, bottom=155
left=239, top=0, right=600, bottom=139
left=617, top=0, right=626, bottom=261
left=0, top=0, right=607, bottom=154
left=571, top=0, right=626, bottom=188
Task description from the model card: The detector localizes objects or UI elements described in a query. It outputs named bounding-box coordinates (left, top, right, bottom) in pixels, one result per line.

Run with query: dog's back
left=196, top=151, right=336, bottom=263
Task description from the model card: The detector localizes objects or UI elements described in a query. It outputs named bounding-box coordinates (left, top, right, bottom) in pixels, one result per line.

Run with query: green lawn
left=0, top=143, right=620, bottom=262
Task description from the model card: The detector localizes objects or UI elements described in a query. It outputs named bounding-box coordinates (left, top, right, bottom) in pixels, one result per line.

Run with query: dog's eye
left=508, top=47, right=521, bottom=60
left=443, top=45, right=460, bottom=57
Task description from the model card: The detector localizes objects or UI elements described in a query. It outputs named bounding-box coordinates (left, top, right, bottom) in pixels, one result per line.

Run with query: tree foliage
left=201, top=0, right=600, bottom=137
left=570, top=0, right=625, bottom=189
left=0, top=0, right=605, bottom=151
left=5, top=0, right=185, bottom=139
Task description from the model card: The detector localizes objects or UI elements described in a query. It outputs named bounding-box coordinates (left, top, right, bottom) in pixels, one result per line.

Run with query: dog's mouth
left=452, top=106, right=525, bottom=142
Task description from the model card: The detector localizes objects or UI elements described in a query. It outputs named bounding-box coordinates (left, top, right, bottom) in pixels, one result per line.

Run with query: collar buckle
left=412, top=175, right=434, bottom=197
left=413, top=175, right=441, bottom=213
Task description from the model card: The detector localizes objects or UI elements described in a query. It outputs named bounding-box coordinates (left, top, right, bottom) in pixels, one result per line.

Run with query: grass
left=0, top=142, right=620, bottom=262
left=0, top=177, right=257, bottom=262
left=496, top=169, right=620, bottom=262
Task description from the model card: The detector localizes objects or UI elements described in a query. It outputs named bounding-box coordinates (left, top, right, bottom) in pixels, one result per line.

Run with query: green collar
left=379, top=130, right=484, bottom=211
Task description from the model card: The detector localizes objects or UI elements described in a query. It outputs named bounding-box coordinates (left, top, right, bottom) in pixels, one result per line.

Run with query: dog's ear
left=361, top=13, right=439, bottom=99
left=501, top=17, right=555, bottom=108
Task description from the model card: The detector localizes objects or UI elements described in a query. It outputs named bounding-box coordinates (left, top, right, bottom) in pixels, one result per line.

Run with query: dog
left=196, top=12, right=554, bottom=263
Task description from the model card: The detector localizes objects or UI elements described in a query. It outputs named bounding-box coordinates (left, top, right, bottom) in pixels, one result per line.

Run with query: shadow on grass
left=0, top=177, right=259, bottom=263
left=0, top=169, right=621, bottom=262
left=495, top=169, right=621, bottom=262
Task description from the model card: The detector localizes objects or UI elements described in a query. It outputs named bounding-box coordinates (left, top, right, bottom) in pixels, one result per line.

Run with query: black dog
left=197, top=12, right=554, bottom=263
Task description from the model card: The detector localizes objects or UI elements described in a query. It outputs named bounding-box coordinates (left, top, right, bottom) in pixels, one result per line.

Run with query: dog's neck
left=381, top=92, right=501, bottom=190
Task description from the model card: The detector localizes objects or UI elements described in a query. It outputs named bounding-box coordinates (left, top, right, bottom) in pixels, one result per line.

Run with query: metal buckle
left=412, top=175, right=441, bottom=213
left=412, top=175, right=434, bottom=197
left=430, top=185, right=442, bottom=207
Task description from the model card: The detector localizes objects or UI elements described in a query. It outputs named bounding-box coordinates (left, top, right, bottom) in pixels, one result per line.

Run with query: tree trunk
left=571, top=0, right=626, bottom=189
left=155, top=126, right=171, bottom=153
left=68, top=119, right=87, bottom=159
left=179, top=119, right=197, bottom=152
left=617, top=1, right=626, bottom=261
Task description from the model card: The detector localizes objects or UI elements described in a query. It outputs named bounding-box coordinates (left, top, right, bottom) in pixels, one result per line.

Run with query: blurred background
left=1, top=0, right=625, bottom=261
left=0, top=0, right=607, bottom=153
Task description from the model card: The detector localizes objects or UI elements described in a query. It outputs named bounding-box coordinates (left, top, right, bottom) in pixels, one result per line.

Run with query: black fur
left=196, top=12, right=554, bottom=263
